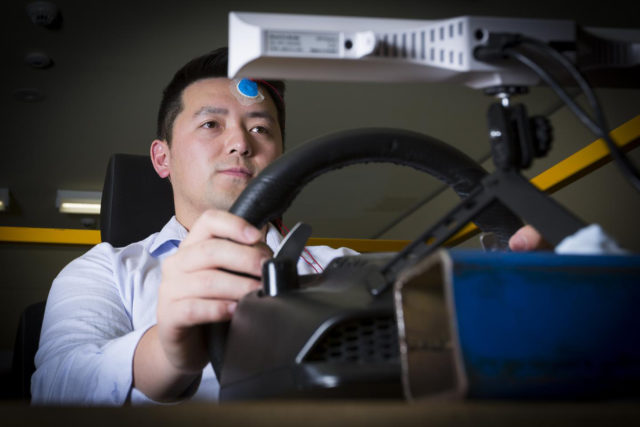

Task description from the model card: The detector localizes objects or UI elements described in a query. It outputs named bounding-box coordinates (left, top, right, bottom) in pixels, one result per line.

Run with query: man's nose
left=225, top=127, right=252, bottom=156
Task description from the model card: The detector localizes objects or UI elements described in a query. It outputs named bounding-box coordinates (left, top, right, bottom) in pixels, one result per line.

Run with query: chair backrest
left=100, top=153, right=174, bottom=246
left=9, top=301, right=46, bottom=400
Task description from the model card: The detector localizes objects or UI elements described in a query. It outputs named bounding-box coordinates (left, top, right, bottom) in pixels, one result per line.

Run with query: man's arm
left=32, top=244, right=145, bottom=405
left=132, top=210, right=270, bottom=402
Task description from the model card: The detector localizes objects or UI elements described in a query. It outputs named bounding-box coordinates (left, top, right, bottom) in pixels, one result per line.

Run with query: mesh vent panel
left=304, top=316, right=398, bottom=363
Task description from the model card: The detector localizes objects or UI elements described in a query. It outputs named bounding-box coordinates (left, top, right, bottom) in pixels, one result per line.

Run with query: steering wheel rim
left=230, top=127, right=523, bottom=245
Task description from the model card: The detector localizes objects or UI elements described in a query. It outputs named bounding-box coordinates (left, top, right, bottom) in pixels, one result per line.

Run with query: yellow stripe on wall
left=531, top=115, right=640, bottom=193
left=0, top=226, right=408, bottom=252
left=0, top=226, right=101, bottom=245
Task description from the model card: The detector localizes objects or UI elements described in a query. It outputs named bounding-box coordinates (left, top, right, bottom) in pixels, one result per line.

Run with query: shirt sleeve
left=31, top=243, right=148, bottom=405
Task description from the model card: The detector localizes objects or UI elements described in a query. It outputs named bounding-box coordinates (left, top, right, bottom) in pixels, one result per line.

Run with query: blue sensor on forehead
left=237, top=78, right=259, bottom=98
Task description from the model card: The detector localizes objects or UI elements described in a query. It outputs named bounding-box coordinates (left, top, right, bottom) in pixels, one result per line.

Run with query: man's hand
left=508, top=224, right=552, bottom=252
left=133, top=209, right=271, bottom=401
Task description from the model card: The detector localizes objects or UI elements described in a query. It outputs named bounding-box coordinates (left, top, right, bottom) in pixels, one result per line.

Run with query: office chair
left=100, top=153, right=174, bottom=246
left=9, top=153, right=173, bottom=401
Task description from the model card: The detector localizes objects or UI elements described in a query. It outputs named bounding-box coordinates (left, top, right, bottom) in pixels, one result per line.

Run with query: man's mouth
left=219, top=167, right=253, bottom=179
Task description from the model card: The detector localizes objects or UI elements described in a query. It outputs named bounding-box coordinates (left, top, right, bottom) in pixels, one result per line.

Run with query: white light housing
left=0, top=188, right=8, bottom=211
left=229, top=12, right=579, bottom=88
left=56, top=190, right=101, bottom=214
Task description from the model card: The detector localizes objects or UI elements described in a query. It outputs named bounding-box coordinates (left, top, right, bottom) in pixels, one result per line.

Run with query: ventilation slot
left=374, top=32, right=420, bottom=59
left=304, top=316, right=399, bottom=363
left=373, top=23, right=465, bottom=67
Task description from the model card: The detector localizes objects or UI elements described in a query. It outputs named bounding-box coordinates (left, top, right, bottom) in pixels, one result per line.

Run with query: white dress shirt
left=31, top=216, right=357, bottom=405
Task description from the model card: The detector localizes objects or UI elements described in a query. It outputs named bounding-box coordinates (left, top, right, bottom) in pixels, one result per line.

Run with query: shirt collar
left=149, top=216, right=188, bottom=256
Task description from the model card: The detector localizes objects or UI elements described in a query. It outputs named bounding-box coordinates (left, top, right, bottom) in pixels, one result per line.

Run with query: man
left=32, top=48, right=356, bottom=404
left=32, top=47, right=541, bottom=405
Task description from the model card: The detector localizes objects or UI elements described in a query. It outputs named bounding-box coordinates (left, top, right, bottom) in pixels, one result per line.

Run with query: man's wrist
left=133, top=325, right=204, bottom=402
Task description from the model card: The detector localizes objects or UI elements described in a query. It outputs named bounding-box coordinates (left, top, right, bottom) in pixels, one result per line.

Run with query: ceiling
left=2, top=0, right=639, bottom=248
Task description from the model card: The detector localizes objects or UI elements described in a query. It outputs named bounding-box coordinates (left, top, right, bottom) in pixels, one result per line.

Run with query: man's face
left=165, top=78, right=283, bottom=223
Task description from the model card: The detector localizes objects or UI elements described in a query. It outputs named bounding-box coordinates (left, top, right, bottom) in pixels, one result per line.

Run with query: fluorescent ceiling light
left=0, top=188, right=8, bottom=211
left=59, top=202, right=101, bottom=214
left=56, top=190, right=101, bottom=215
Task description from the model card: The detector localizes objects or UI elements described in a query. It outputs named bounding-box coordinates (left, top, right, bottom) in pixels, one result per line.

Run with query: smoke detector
left=26, top=1, right=60, bottom=28
left=25, top=51, right=53, bottom=69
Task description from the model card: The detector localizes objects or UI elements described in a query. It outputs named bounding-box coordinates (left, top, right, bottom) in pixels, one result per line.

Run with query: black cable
left=500, top=44, right=640, bottom=193
left=503, top=49, right=602, bottom=134
left=517, top=37, right=608, bottom=130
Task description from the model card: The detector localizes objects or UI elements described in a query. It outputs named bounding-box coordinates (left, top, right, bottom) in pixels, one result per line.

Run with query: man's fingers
left=174, top=269, right=261, bottom=301
left=181, top=210, right=262, bottom=247
left=509, top=225, right=552, bottom=251
left=170, top=238, right=270, bottom=275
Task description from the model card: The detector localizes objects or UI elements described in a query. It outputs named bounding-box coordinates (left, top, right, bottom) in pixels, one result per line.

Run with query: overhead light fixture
left=56, top=190, right=101, bottom=214
left=26, top=1, right=61, bottom=29
left=0, top=188, right=8, bottom=212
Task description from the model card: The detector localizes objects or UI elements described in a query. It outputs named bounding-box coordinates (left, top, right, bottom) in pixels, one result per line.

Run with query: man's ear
left=150, top=139, right=171, bottom=178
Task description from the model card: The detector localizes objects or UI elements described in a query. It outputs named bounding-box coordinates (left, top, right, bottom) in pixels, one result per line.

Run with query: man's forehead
left=182, top=78, right=276, bottom=112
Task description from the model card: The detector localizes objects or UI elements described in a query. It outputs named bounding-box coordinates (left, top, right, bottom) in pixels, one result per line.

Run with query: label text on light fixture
left=266, top=31, right=340, bottom=55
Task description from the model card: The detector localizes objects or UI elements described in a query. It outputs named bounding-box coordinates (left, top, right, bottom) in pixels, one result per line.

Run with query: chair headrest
left=100, top=154, right=174, bottom=247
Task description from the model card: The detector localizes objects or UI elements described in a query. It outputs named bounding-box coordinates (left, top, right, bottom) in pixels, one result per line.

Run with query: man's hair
left=156, top=47, right=286, bottom=145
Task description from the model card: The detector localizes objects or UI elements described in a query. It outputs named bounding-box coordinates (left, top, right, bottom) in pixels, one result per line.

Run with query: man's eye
left=202, top=121, right=219, bottom=129
left=250, top=126, right=269, bottom=134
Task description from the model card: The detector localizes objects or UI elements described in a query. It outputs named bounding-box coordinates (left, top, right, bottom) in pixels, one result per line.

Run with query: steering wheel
left=207, top=127, right=523, bottom=377
left=231, top=127, right=522, bottom=240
